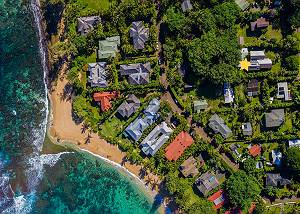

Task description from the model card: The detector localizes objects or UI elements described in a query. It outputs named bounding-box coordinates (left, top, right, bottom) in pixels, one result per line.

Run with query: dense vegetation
left=42, top=0, right=300, bottom=213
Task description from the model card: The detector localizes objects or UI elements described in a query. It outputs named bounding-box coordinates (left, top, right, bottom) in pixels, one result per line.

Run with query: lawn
left=79, top=0, right=114, bottom=12
left=99, top=116, right=125, bottom=139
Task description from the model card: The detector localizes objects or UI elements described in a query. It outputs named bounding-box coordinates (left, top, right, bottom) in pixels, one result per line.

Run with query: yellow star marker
left=240, top=59, right=251, bottom=71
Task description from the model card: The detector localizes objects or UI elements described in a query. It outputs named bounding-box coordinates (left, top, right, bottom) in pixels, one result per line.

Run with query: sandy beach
left=47, top=66, right=166, bottom=207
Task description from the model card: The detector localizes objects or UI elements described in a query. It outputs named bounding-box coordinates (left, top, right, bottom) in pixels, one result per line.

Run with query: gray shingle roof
left=88, top=62, right=108, bottom=87
left=208, top=114, right=232, bottom=139
left=181, top=0, right=193, bottom=12
left=195, top=172, right=220, bottom=196
left=277, top=82, right=291, bottom=101
left=141, top=122, right=173, bottom=156
left=77, top=16, right=101, bottom=36
left=266, top=173, right=291, bottom=187
left=130, top=21, right=149, bottom=50
left=120, top=63, right=151, bottom=85
left=242, top=122, right=252, bottom=136
left=117, top=94, right=140, bottom=118
left=124, top=98, right=160, bottom=141
left=265, top=109, right=285, bottom=128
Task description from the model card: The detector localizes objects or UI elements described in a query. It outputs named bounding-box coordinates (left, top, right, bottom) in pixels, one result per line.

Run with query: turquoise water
left=0, top=0, right=157, bottom=213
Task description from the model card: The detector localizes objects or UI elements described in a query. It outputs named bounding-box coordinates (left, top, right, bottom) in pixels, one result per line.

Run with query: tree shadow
left=60, top=82, right=73, bottom=101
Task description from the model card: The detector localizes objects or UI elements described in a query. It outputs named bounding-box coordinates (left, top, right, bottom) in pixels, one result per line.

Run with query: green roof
left=98, top=36, right=120, bottom=59
left=235, top=0, right=250, bottom=11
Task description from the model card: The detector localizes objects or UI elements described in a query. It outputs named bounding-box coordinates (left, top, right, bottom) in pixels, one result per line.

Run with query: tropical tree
left=225, top=171, right=261, bottom=209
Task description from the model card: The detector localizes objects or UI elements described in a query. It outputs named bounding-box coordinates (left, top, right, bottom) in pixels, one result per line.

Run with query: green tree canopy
left=242, top=158, right=256, bottom=175
left=188, top=30, right=241, bottom=85
left=285, top=147, right=300, bottom=178
left=163, top=7, right=187, bottom=35
left=225, top=171, right=261, bottom=209
left=213, top=2, right=240, bottom=28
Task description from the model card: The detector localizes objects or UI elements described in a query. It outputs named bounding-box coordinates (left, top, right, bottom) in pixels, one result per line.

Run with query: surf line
left=79, top=148, right=157, bottom=196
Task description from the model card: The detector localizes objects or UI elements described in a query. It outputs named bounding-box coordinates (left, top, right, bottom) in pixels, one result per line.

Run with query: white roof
left=289, top=139, right=300, bottom=147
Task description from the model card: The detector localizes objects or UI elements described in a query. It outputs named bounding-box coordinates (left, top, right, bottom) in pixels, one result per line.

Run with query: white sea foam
left=79, top=149, right=156, bottom=196
left=26, top=152, right=71, bottom=190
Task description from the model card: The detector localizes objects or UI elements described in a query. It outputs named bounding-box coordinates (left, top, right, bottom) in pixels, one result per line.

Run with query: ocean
left=0, top=0, right=158, bottom=213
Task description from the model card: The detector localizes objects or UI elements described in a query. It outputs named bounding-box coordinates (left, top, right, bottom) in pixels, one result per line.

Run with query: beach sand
left=47, top=67, right=167, bottom=212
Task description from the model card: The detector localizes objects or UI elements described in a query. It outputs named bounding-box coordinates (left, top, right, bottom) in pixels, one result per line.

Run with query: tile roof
left=208, top=189, right=227, bottom=210
left=248, top=144, right=261, bottom=157
left=93, top=91, right=119, bottom=112
left=165, top=131, right=194, bottom=161
left=130, top=21, right=149, bottom=49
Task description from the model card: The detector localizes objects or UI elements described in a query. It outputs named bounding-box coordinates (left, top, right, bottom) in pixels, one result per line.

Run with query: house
left=141, top=122, right=173, bottom=156
left=250, top=51, right=266, bottom=61
left=265, top=109, right=285, bottom=128
left=230, top=144, right=241, bottom=158
left=208, top=189, right=227, bottom=210
left=181, top=0, right=193, bottom=12
left=277, top=82, right=291, bottom=101
left=124, top=98, right=160, bottom=141
left=116, top=94, right=140, bottom=118
left=247, top=79, right=259, bottom=96
left=93, top=91, right=119, bottom=112
left=248, top=61, right=261, bottom=71
left=271, top=150, right=282, bottom=166
left=248, top=144, right=261, bottom=157
left=179, top=156, right=199, bottom=177
left=120, top=63, right=151, bottom=85
left=193, top=100, right=208, bottom=113
left=288, top=139, right=300, bottom=147
left=266, top=173, right=291, bottom=187
left=235, top=0, right=250, bottom=10
left=77, top=16, right=101, bottom=36
left=130, top=21, right=149, bottom=49
left=144, top=98, right=160, bottom=118
left=224, top=83, right=234, bottom=104
left=198, top=153, right=205, bottom=166
left=241, top=48, right=249, bottom=59
left=208, top=114, right=232, bottom=139
left=250, top=17, right=269, bottom=31
left=238, top=36, right=245, bottom=46
left=165, top=131, right=194, bottom=161
left=98, top=36, right=120, bottom=59
left=257, top=58, right=272, bottom=69
left=88, top=62, right=108, bottom=88
left=256, top=161, right=264, bottom=169
left=195, top=171, right=224, bottom=196
left=242, top=122, right=253, bottom=136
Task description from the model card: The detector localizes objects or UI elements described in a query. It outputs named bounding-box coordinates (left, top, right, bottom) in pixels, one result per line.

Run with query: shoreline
left=45, top=41, right=166, bottom=214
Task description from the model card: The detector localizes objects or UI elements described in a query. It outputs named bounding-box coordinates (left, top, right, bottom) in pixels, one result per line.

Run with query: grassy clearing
left=99, top=116, right=125, bottom=139
left=77, top=0, right=114, bottom=12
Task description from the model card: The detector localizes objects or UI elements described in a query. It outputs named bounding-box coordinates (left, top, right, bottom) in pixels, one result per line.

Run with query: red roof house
left=93, top=91, right=119, bottom=112
left=165, top=131, right=194, bottom=161
left=208, top=189, right=227, bottom=210
left=248, top=144, right=261, bottom=157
